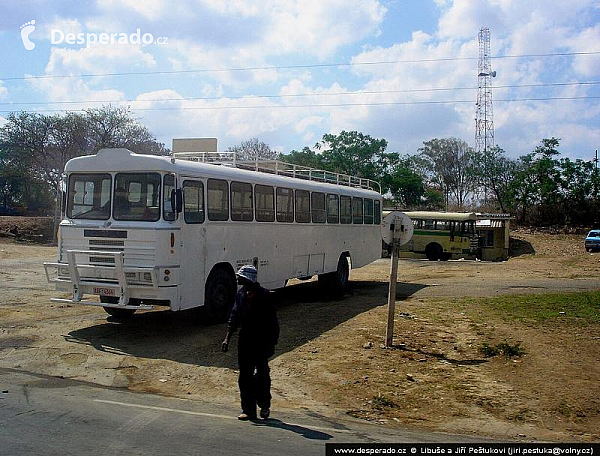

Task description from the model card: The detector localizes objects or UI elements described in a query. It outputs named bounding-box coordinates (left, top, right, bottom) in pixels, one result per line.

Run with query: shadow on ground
left=66, top=280, right=428, bottom=369
left=509, top=237, right=536, bottom=257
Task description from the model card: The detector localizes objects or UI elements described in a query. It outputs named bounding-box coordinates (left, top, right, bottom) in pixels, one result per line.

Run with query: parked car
left=585, top=230, right=600, bottom=252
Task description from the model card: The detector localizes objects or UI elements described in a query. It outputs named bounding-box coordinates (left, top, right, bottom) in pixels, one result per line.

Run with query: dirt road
left=0, top=231, right=599, bottom=442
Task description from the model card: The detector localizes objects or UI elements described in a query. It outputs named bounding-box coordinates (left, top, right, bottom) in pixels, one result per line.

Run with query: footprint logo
left=20, top=20, right=36, bottom=50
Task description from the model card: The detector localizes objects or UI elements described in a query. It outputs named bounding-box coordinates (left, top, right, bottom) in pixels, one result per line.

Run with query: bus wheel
left=205, top=268, right=235, bottom=322
left=100, top=296, right=136, bottom=319
left=319, top=255, right=349, bottom=297
left=425, top=243, right=442, bottom=261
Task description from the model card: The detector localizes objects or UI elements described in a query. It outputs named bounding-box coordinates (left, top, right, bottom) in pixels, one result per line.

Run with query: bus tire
left=101, top=296, right=136, bottom=319
left=205, top=267, right=236, bottom=322
left=319, top=255, right=349, bottom=297
left=425, top=243, right=442, bottom=261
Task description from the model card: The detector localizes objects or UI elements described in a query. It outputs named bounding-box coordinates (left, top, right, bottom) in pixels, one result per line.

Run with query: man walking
left=221, top=265, right=279, bottom=421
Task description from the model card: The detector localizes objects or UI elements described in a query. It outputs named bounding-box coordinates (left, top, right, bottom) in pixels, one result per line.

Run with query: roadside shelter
left=476, top=213, right=512, bottom=261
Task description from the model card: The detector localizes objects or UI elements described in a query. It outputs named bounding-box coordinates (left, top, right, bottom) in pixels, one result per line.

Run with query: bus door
left=178, top=178, right=207, bottom=310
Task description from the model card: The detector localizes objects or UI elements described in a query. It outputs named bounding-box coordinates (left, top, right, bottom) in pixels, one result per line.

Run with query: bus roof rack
left=171, top=151, right=381, bottom=193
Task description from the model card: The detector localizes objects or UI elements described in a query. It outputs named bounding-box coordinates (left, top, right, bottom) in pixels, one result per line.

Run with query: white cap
left=236, top=265, right=258, bottom=283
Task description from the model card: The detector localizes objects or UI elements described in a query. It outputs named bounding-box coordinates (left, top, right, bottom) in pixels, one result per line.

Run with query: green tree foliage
left=507, top=138, right=599, bottom=226
left=279, top=147, right=324, bottom=168
left=281, top=131, right=425, bottom=204
left=471, top=145, right=517, bottom=213
left=0, top=106, right=166, bottom=214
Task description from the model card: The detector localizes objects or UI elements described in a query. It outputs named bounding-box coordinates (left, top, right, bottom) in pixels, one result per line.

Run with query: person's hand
left=221, top=340, right=229, bottom=353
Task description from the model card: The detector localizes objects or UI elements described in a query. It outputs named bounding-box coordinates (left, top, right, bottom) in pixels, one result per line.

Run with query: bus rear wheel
left=425, top=243, right=443, bottom=261
left=205, top=267, right=236, bottom=322
left=100, top=296, right=136, bottom=319
left=319, top=255, right=350, bottom=297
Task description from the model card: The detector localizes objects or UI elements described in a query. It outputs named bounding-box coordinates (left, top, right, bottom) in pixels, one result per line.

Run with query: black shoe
left=260, top=408, right=270, bottom=419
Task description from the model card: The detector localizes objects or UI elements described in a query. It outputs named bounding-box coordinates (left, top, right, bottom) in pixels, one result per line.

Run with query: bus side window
left=276, top=187, right=294, bottom=223
left=340, top=195, right=352, bottom=224
left=163, top=174, right=176, bottom=221
left=352, top=197, right=363, bottom=224
left=295, top=189, right=310, bottom=223
left=231, top=181, right=253, bottom=222
left=374, top=200, right=381, bottom=225
left=311, top=192, right=326, bottom=223
left=364, top=198, right=373, bottom=224
left=255, top=184, right=275, bottom=222
left=327, top=194, right=339, bottom=223
left=183, top=180, right=205, bottom=224
left=207, top=178, right=229, bottom=221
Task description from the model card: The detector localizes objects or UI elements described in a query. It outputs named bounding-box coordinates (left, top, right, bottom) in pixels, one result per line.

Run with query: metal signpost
left=381, top=211, right=414, bottom=347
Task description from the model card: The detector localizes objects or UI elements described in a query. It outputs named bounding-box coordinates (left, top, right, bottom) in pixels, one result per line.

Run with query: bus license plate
left=94, top=287, right=115, bottom=296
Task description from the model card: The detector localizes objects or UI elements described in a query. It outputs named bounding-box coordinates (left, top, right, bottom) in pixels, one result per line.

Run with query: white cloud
left=0, top=81, right=8, bottom=100
left=44, top=44, right=156, bottom=75
left=97, top=0, right=169, bottom=21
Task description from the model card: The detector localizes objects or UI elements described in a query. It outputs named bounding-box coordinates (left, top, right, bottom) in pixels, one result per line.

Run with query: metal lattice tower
left=475, top=28, right=495, bottom=154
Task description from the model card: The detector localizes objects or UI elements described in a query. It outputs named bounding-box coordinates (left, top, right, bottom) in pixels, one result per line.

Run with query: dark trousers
left=238, top=345, right=271, bottom=416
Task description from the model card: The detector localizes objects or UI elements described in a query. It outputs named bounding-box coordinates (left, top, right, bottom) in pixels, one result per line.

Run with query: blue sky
left=1, top=0, right=599, bottom=160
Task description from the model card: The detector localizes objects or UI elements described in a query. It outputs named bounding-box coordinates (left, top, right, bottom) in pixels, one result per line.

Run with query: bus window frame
left=352, top=197, right=363, bottom=224
left=255, top=184, right=275, bottom=222
left=230, top=181, right=254, bottom=222
left=311, top=192, right=326, bottom=224
left=340, top=195, right=352, bottom=224
left=295, top=189, right=311, bottom=223
left=207, top=178, right=229, bottom=222
left=183, top=180, right=205, bottom=224
left=363, top=198, right=374, bottom=225
left=326, top=193, right=339, bottom=224
left=276, top=187, right=294, bottom=223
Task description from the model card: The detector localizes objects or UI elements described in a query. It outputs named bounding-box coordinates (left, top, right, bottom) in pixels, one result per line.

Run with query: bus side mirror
left=171, top=189, right=183, bottom=214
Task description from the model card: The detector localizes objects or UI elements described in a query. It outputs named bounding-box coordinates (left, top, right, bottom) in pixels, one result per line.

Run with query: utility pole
left=382, top=212, right=413, bottom=348
left=475, top=27, right=496, bottom=206
left=594, top=149, right=599, bottom=200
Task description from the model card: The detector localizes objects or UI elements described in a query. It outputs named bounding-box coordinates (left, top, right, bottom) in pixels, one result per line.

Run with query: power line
left=1, top=81, right=598, bottom=107
left=1, top=50, right=599, bottom=81
left=1, top=95, right=598, bottom=114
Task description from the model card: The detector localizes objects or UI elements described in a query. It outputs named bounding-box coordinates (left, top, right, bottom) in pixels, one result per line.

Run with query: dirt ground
left=0, top=223, right=599, bottom=442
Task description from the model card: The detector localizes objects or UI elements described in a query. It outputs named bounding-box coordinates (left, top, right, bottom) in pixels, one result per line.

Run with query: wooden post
left=385, top=222, right=401, bottom=347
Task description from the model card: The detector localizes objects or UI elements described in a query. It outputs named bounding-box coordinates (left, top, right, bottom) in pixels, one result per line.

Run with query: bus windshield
left=67, top=173, right=112, bottom=220
left=67, top=172, right=163, bottom=221
left=114, top=173, right=161, bottom=221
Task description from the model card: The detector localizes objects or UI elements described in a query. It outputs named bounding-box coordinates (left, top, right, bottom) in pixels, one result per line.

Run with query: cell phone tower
left=475, top=27, right=496, bottom=154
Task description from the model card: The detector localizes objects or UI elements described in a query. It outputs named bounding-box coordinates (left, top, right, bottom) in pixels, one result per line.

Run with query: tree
left=383, top=164, right=424, bottom=208
left=279, top=147, right=324, bottom=169
left=0, top=112, right=53, bottom=211
left=472, top=145, right=517, bottom=213
left=316, top=131, right=391, bottom=183
left=85, top=105, right=165, bottom=154
left=418, top=138, right=478, bottom=210
left=227, top=138, right=277, bottom=160
left=0, top=106, right=166, bottom=214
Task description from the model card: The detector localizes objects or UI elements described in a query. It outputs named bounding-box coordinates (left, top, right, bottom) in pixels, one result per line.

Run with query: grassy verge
left=459, top=291, right=600, bottom=325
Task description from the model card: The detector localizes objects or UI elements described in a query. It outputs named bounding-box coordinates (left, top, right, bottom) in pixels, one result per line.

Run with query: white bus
left=44, top=148, right=383, bottom=320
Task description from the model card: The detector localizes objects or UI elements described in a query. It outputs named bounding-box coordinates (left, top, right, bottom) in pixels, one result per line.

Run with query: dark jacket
left=227, top=285, right=279, bottom=356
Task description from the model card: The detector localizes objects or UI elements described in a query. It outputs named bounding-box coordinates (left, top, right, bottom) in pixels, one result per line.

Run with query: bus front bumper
left=43, top=249, right=171, bottom=309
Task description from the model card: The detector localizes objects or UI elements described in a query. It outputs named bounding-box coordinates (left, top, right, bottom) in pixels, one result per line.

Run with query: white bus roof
left=403, top=211, right=477, bottom=221
left=65, top=148, right=381, bottom=198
